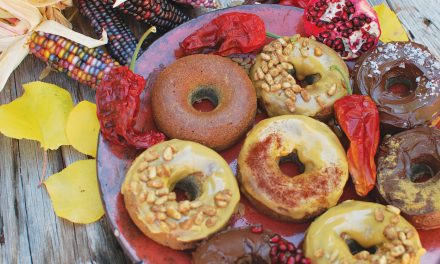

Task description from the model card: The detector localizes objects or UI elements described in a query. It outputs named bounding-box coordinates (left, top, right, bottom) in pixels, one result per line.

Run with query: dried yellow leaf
left=44, top=159, right=104, bottom=224
left=66, top=101, right=99, bottom=157
left=0, top=81, right=73, bottom=150
left=374, top=3, right=409, bottom=42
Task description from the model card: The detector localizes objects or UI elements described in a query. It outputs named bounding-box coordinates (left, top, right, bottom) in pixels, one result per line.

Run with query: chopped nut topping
left=285, top=99, right=296, bottom=113
left=374, top=207, right=385, bottom=222
left=205, top=216, right=218, bottom=228
left=160, top=221, right=170, bottom=232
left=180, top=217, right=194, bottom=230
left=261, top=82, right=270, bottom=92
left=203, top=205, right=217, bottom=216
left=151, top=205, right=166, bottom=213
left=383, top=225, right=397, bottom=240
left=154, top=195, right=168, bottom=205
left=138, top=192, right=147, bottom=202
left=292, top=84, right=302, bottom=93
left=156, top=212, right=167, bottom=221
left=145, top=212, right=155, bottom=224
left=282, top=82, right=292, bottom=89
left=166, top=207, right=182, bottom=220
left=278, top=38, right=287, bottom=46
left=391, top=245, right=405, bottom=257
left=144, top=151, right=159, bottom=162
left=156, top=188, right=169, bottom=197
left=265, top=73, right=274, bottom=85
left=314, top=249, right=324, bottom=258
left=147, top=179, right=163, bottom=189
left=301, top=90, right=311, bottom=102
left=390, top=215, right=400, bottom=225
left=300, top=48, right=308, bottom=57
left=167, top=192, right=176, bottom=201
left=162, top=146, right=173, bottom=161
left=284, top=88, right=296, bottom=99
left=270, top=84, right=282, bottom=92
left=314, top=47, right=323, bottom=57
left=137, top=161, right=149, bottom=172
left=147, top=166, right=157, bottom=179
left=261, top=53, right=270, bottom=61
left=194, top=211, right=206, bottom=225
left=146, top=191, right=156, bottom=204
left=269, top=68, right=280, bottom=77
left=257, top=68, right=265, bottom=79
left=166, top=219, right=177, bottom=230
left=190, top=200, right=203, bottom=209
left=327, top=84, right=337, bottom=96
left=386, top=205, right=401, bottom=215
left=178, top=201, right=191, bottom=214
left=215, top=200, right=228, bottom=208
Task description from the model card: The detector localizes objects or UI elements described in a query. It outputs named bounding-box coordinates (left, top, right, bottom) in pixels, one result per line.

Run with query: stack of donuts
left=119, top=16, right=439, bottom=264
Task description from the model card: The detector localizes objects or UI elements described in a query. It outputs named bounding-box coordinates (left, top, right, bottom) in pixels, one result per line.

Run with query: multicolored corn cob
left=103, top=0, right=190, bottom=31
left=29, top=31, right=119, bottom=88
left=77, top=0, right=140, bottom=65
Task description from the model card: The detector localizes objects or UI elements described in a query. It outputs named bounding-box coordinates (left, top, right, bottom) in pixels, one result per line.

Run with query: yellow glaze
left=250, top=36, right=349, bottom=118
left=305, top=200, right=425, bottom=264
left=122, top=139, right=240, bottom=250
left=238, top=115, right=348, bottom=221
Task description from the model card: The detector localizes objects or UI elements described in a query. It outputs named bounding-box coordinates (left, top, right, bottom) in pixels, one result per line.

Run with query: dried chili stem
left=266, top=32, right=282, bottom=39
left=129, top=26, right=157, bottom=71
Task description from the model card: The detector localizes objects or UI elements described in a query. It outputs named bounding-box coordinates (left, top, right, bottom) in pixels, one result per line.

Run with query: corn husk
left=0, top=0, right=108, bottom=93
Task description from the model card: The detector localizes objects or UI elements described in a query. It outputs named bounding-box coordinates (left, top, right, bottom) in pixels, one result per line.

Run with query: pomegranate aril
left=287, top=243, right=296, bottom=251
left=251, top=225, right=263, bottom=234
left=270, top=235, right=281, bottom=243
left=270, top=245, right=279, bottom=256
left=295, top=254, right=302, bottom=262
left=279, top=244, right=287, bottom=251
left=302, top=258, right=312, bottom=264
left=287, top=256, right=296, bottom=264
left=279, top=253, right=287, bottom=263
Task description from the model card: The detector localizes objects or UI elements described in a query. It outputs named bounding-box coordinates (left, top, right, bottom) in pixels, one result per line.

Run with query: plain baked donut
left=152, top=54, right=257, bottom=151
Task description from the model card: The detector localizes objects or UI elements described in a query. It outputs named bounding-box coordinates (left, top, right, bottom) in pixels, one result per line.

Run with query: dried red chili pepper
left=180, top=12, right=266, bottom=56
left=96, top=27, right=165, bottom=148
left=278, top=0, right=310, bottom=8
left=334, top=95, right=380, bottom=196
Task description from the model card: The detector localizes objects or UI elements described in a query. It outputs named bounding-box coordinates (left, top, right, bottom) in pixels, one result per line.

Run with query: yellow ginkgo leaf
left=44, top=159, right=104, bottom=224
left=66, top=101, right=99, bottom=157
left=0, top=81, right=73, bottom=150
left=374, top=3, right=409, bottom=43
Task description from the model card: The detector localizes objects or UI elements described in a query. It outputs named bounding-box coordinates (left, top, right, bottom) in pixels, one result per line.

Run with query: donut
left=352, top=42, right=440, bottom=132
left=192, top=226, right=311, bottom=264
left=152, top=54, right=257, bottom=151
left=376, top=127, right=440, bottom=230
left=121, top=139, right=240, bottom=250
left=237, top=115, right=348, bottom=221
left=304, top=200, right=425, bottom=264
left=250, top=35, right=349, bottom=119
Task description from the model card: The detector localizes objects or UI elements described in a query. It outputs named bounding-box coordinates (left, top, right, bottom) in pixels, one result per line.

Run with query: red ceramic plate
left=97, top=4, right=440, bottom=263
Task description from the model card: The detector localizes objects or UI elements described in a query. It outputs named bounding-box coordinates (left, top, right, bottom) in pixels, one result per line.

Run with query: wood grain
left=1, top=1, right=439, bottom=263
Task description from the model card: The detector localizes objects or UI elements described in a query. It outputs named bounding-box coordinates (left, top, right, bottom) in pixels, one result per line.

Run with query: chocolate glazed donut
left=376, top=127, right=440, bottom=229
left=152, top=54, right=257, bottom=151
left=352, top=42, right=440, bottom=133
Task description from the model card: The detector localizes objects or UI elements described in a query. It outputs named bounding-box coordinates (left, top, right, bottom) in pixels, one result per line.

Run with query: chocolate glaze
left=376, top=127, right=440, bottom=229
left=192, top=227, right=272, bottom=264
left=352, top=42, right=440, bottom=132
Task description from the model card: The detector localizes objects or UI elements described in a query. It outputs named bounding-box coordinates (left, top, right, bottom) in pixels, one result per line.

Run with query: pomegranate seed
left=271, top=256, right=278, bottom=264
left=287, top=243, right=295, bottom=251
left=327, top=23, right=335, bottom=29
left=279, top=244, right=287, bottom=251
left=295, top=254, right=302, bottom=262
left=346, top=21, right=353, bottom=28
left=302, top=258, right=312, bottom=264
left=270, top=245, right=278, bottom=256
left=271, top=235, right=281, bottom=243
left=251, top=225, right=263, bottom=234
left=279, top=253, right=287, bottom=263
left=348, top=7, right=355, bottom=14
left=287, top=256, right=295, bottom=264
left=366, top=17, right=372, bottom=23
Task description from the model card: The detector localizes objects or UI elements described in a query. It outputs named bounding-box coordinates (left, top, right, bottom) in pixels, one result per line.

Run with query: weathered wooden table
left=1, top=1, right=439, bottom=263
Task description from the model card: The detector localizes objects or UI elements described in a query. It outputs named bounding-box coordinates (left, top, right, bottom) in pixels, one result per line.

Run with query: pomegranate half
left=303, top=0, right=381, bottom=60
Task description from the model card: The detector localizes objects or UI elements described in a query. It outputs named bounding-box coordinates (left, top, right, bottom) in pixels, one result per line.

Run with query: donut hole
left=343, top=236, right=377, bottom=256
left=278, top=151, right=305, bottom=178
left=172, top=173, right=203, bottom=201
left=191, top=86, right=219, bottom=112
left=408, top=155, right=439, bottom=183
left=384, top=64, right=423, bottom=98
left=288, top=67, right=322, bottom=88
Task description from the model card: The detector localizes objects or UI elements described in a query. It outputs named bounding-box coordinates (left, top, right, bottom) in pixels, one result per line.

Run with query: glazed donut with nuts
left=121, top=139, right=240, bottom=250
left=250, top=35, right=350, bottom=119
